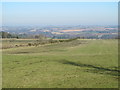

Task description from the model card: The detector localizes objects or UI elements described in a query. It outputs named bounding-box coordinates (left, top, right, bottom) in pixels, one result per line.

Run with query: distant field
left=61, top=29, right=83, bottom=32
left=2, top=39, right=119, bottom=88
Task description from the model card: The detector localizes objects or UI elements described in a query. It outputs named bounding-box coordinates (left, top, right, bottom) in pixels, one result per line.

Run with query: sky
left=2, top=2, right=118, bottom=26
left=1, top=0, right=119, bottom=2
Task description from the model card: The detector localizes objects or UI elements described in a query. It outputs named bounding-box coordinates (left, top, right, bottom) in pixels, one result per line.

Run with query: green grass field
left=2, top=39, right=119, bottom=88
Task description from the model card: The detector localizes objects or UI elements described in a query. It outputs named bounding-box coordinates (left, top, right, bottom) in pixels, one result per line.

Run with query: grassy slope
left=2, top=39, right=118, bottom=88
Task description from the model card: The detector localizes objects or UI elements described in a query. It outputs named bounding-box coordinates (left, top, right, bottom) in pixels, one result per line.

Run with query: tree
left=1, top=32, right=8, bottom=38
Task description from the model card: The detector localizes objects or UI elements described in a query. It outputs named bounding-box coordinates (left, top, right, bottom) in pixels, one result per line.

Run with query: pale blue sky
left=2, top=2, right=118, bottom=26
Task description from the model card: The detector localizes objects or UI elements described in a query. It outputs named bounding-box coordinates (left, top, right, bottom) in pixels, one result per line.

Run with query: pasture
left=2, top=39, right=119, bottom=88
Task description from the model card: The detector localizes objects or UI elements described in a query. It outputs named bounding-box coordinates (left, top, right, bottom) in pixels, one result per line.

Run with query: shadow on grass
left=59, top=60, right=120, bottom=76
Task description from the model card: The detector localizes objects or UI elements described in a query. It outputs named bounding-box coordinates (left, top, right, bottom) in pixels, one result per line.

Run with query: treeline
left=0, top=31, right=46, bottom=39
left=0, top=31, right=19, bottom=38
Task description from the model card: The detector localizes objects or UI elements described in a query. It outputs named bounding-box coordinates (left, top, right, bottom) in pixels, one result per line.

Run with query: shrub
left=28, top=43, right=32, bottom=46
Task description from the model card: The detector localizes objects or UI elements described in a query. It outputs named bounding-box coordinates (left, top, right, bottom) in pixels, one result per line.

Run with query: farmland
left=2, top=39, right=119, bottom=88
